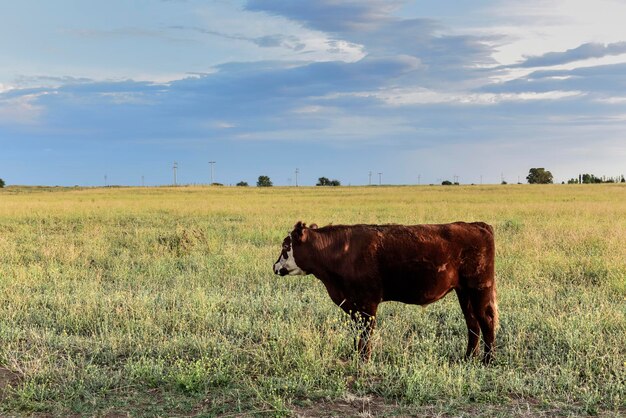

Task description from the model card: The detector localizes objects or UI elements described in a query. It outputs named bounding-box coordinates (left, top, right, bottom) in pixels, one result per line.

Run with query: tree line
left=3, top=170, right=623, bottom=188
left=567, top=174, right=625, bottom=184
left=240, top=176, right=341, bottom=187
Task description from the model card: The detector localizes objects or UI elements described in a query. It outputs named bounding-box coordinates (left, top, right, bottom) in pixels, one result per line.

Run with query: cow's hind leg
left=455, top=288, right=480, bottom=360
left=469, top=286, right=498, bottom=365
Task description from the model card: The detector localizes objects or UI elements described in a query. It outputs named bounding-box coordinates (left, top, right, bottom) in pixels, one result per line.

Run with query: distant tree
left=621, top=175, right=625, bottom=183
left=257, top=175, right=273, bottom=187
left=526, top=168, right=553, bottom=184
left=317, top=177, right=330, bottom=186
left=441, top=180, right=453, bottom=185
left=501, top=181, right=507, bottom=185
left=317, top=177, right=341, bottom=186
left=0, top=178, right=4, bottom=188
left=236, top=181, right=248, bottom=187
left=567, top=178, right=579, bottom=184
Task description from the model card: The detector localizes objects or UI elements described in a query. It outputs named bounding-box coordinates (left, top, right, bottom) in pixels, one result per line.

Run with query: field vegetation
left=0, top=184, right=624, bottom=416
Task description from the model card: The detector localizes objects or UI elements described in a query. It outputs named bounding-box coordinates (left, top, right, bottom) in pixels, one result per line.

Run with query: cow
left=273, top=221, right=498, bottom=364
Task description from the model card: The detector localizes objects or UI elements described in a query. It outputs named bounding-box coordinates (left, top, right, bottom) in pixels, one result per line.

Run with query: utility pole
left=173, top=162, right=178, bottom=186
left=480, top=174, right=483, bottom=185
left=369, top=171, right=372, bottom=186
left=209, top=161, right=216, bottom=185
left=104, top=174, right=107, bottom=187
left=295, top=168, right=299, bottom=187
left=141, top=175, right=144, bottom=187
left=418, top=174, right=421, bottom=185
left=378, top=172, right=382, bottom=186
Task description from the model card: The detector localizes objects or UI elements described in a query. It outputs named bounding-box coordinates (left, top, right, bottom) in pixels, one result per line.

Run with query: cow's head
left=273, top=221, right=317, bottom=276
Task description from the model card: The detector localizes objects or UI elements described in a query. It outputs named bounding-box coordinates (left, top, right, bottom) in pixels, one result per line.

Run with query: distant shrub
left=236, top=181, right=248, bottom=187
left=317, top=177, right=341, bottom=186
left=441, top=180, right=452, bottom=185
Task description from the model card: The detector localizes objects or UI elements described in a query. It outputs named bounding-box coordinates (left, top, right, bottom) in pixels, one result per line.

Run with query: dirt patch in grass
left=0, top=367, right=20, bottom=399
left=294, top=393, right=401, bottom=417
left=293, top=396, right=625, bottom=418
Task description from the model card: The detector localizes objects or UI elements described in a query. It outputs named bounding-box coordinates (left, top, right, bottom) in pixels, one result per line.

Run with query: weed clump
left=157, top=226, right=207, bottom=255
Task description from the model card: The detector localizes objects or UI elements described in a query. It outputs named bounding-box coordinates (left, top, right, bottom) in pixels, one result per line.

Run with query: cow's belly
left=381, top=267, right=458, bottom=305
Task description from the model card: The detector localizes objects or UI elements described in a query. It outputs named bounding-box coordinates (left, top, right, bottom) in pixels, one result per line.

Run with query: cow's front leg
left=350, top=304, right=379, bottom=361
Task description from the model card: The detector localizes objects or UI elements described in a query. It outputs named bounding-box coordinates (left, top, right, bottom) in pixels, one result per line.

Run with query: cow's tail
left=491, top=285, right=499, bottom=331
left=476, top=221, right=498, bottom=331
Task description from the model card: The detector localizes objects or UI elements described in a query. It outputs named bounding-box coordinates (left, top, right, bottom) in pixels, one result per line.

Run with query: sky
left=1, top=0, right=625, bottom=186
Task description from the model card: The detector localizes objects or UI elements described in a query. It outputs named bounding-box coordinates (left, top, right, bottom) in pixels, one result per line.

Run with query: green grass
left=0, top=184, right=624, bottom=416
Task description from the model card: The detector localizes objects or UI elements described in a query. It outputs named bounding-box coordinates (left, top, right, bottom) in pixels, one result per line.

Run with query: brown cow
left=273, top=221, right=498, bottom=364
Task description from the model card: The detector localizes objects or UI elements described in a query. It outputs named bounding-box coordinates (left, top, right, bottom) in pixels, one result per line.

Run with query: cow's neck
left=301, top=230, right=351, bottom=286
left=303, top=230, right=347, bottom=269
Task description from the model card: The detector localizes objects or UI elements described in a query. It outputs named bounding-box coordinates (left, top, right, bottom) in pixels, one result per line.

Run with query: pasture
left=0, top=184, right=624, bottom=416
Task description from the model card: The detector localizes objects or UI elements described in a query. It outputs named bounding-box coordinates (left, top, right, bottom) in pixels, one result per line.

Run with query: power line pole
left=295, top=168, right=299, bottom=187
left=418, top=174, right=421, bottom=185
left=173, top=162, right=178, bottom=186
left=369, top=171, right=372, bottom=186
left=378, top=172, right=382, bottom=186
left=141, top=175, right=144, bottom=187
left=104, top=174, right=107, bottom=187
left=209, top=161, right=216, bottom=185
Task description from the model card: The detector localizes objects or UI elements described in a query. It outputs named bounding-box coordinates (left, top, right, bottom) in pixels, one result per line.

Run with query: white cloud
left=0, top=93, right=45, bottom=125
left=595, top=97, right=626, bottom=104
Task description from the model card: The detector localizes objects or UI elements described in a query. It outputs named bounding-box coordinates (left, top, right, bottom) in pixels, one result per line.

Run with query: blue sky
left=1, top=0, right=625, bottom=186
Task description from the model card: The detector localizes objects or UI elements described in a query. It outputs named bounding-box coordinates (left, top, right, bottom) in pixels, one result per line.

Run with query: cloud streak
left=168, top=25, right=307, bottom=51
left=510, top=42, right=626, bottom=68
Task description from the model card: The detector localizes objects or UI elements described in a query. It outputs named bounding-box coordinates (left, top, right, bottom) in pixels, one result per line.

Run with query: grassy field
left=0, top=184, right=624, bottom=417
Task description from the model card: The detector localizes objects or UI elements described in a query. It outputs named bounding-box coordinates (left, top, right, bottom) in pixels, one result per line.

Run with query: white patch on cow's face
left=273, top=234, right=306, bottom=276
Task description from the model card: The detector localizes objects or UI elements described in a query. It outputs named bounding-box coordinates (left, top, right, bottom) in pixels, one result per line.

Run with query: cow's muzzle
left=275, top=267, right=289, bottom=276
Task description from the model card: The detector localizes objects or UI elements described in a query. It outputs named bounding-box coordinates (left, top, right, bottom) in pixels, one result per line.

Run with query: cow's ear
left=309, top=223, right=318, bottom=229
left=293, top=221, right=306, bottom=242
